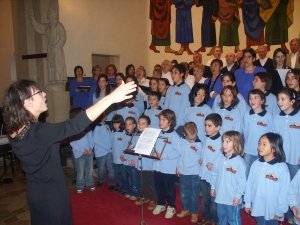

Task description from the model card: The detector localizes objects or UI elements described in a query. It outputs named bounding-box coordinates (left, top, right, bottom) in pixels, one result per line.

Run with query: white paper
left=134, top=128, right=161, bottom=156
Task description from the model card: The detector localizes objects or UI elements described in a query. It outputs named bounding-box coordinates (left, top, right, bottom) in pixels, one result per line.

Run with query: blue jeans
left=114, top=163, right=127, bottom=193
left=200, top=179, right=217, bottom=223
left=96, top=152, right=115, bottom=186
left=255, top=216, right=279, bottom=225
left=217, top=203, right=242, bottom=225
left=125, top=165, right=138, bottom=197
left=179, top=174, right=201, bottom=214
left=75, top=154, right=94, bottom=189
left=243, top=153, right=258, bottom=178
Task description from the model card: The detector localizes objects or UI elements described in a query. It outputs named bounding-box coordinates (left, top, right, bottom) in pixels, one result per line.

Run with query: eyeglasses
left=27, top=90, right=43, bottom=99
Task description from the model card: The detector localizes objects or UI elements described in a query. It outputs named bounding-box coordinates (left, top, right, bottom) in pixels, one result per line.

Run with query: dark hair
left=95, top=74, right=110, bottom=98
left=138, top=115, right=151, bottom=126
left=189, top=83, right=209, bottom=105
left=105, top=64, right=117, bottom=74
left=205, top=113, right=222, bottom=127
left=278, top=87, right=300, bottom=110
left=3, top=80, right=38, bottom=135
left=115, top=72, right=125, bottom=82
left=254, top=72, right=273, bottom=91
left=159, top=109, right=176, bottom=129
left=285, top=69, right=300, bottom=88
left=222, top=72, right=236, bottom=83
left=148, top=91, right=162, bottom=101
left=210, top=58, right=223, bottom=68
left=125, top=64, right=135, bottom=76
left=159, top=78, right=170, bottom=87
left=171, top=59, right=179, bottom=66
left=125, top=116, right=137, bottom=124
left=248, top=89, right=266, bottom=109
left=172, top=63, right=186, bottom=76
left=180, top=62, right=190, bottom=74
left=273, top=48, right=287, bottom=69
left=243, top=48, right=256, bottom=59
left=259, top=132, right=286, bottom=162
left=74, top=65, right=83, bottom=77
left=219, top=85, right=239, bottom=108
left=111, top=114, right=125, bottom=131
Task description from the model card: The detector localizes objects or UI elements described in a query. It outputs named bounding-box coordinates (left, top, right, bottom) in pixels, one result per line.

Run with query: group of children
left=69, top=63, right=300, bottom=225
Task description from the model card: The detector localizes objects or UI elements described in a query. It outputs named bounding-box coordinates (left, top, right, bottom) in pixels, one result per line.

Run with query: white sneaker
left=165, top=206, right=176, bottom=219
left=152, top=205, right=166, bottom=215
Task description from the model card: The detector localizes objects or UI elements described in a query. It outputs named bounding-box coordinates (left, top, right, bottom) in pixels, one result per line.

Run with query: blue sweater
left=93, top=124, right=113, bottom=157
left=112, top=130, right=126, bottom=164
left=116, top=103, right=141, bottom=121
left=70, top=130, right=94, bottom=158
left=164, top=82, right=190, bottom=127
left=274, top=109, right=300, bottom=165
left=204, top=75, right=223, bottom=107
left=265, top=91, right=280, bottom=116
left=211, top=154, right=246, bottom=205
left=200, top=133, right=222, bottom=183
left=244, top=158, right=290, bottom=221
left=214, top=106, right=242, bottom=133
left=288, top=170, right=300, bottom=225
left=177, top=138, right=203, bottom=175
left=153, top=128, right=181, bottom=174
left=235, top=67, right=266, bottom=100
left=144, top=106, right=162, bottom=129
left=184, top=103, right=212, bottom=143
left=243, top=109, right=274, bottom=156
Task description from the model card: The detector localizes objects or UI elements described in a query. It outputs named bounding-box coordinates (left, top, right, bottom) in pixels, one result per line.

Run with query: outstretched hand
left=109, top=81, right=137, bottom=104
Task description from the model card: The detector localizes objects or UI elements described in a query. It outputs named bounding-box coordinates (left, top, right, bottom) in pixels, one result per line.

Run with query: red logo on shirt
left=175, top=91, right=182, bottom=95
left=265, top=174, right=278, bottom=181
left=128, top=111, right=136, bottom=115
left=224, top=116, right=233, bottom=121
left=196, top=112, right=205, bottom=117
left=226, top=167, right=237, bottom=174
left=289, top=123, right=300, bottom=129
left=164, top=139, right=172, bottom=144
left=208, top=145, right=215, bottom=152
left=257, top=121, right=267, bottom=127
left=117, top=137, right=123, bottom=141
left=190, top=146, right=198, bottom=152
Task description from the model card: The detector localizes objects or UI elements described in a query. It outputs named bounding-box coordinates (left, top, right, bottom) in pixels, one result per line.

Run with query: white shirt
left=291, top=52, right=299, bottom=69
left=162, top=71, right=173, bottom=85
left=259, top=57, right=268, bottom=67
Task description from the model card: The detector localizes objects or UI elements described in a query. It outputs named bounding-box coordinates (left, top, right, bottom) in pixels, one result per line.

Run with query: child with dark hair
left=176, top=122, right=202, bottom=223
left=214, top=86, right=242, bottom=133
left=184, top=83, right=212, bottom=142
left=111, top=114, right=127, bottom=194
left=158, top=78, right=170, bottom=108
left=243, top=89, right=274, bottom=177
left=253, top=72, right=280, bottom=116
left=244, top=133, right=290, bottom=225
left=164, top=64, right=190, bottom=128
left=152, top=109, right=181, bottom=219
left=144, top=91, right=162, bottom=129
left=199, top=113, right=223, bottom=225
left=285, top=69, right=300, bottom=93
left=211, top=131, right=246, bottom=225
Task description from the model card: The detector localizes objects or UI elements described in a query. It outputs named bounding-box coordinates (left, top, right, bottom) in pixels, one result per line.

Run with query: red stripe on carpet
left=70, top=183, right=288, bottom=225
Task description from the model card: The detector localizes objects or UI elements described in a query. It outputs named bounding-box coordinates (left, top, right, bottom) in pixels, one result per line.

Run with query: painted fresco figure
left=258, top=0, right=294, bottom=53
left=173, top=0, right=195, bottom=55
left=149, top=0, right=176, bottom=54
left=218, top=0, right=242, bottom=53
left=242, top=0, right=265, bottom=49
left=195, top=0, right=219, bottom=55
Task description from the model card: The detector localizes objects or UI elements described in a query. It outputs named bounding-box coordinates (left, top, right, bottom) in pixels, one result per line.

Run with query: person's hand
left=211, top=189, right=216, bottom=197
left=120, top=155, right=126, bottom=161
left=108, top=81, right=137, bottom=104
left=273, top=214, right=282, bottom=220
left=206, top=162, right=213, bottom=170
left=292, top=207, right=300, bottom=223
left=245, top=208, right=251, bottom=214
left=233, top=198, right=240, bottom=206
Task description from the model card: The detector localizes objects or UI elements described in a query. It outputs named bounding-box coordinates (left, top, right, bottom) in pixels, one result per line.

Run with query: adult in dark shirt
left=254, top=45, right=283, bottom=95
left=221, top=52, right=240, bottom=74
left=2, top=79, right=136, bottom=225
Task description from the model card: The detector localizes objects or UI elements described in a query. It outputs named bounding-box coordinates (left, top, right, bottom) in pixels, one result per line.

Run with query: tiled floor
left=0, top=163, right=75, bottom=225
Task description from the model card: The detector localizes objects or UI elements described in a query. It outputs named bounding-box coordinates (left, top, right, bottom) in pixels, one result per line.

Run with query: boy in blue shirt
left=199, top=113, right=223, bottom=225
left=144, top=91, right=162, bottom=129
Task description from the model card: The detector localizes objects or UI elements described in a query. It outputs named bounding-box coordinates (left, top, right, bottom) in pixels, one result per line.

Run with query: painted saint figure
left=149, top=0, right=176, bottom=54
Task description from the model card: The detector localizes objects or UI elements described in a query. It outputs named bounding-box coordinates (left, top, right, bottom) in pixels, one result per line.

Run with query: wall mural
left=149, top=0, right=294, bottom=55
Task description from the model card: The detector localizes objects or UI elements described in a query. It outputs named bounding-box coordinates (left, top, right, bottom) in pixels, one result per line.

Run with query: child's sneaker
left=89, top=186, right=96, bottom=191
left=76, top=189, right=83, bottom=194
left=191, top=214, right=198, bottom=223
left=130, top=196, right=137, bottom=201
left=135, top=199, right=143, bottom=206
left=152, top=205, right=166, bottom=215
left=165, top=206, right=176, bottom=219
left=124, top=194, right=131, bottom=198
left=147, top=201, right=156, bottom=210
left=176, top=210, right=190, bottom=218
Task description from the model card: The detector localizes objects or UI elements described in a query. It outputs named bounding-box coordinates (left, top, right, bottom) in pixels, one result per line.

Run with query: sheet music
left=134, top=128, right=161, bottom=155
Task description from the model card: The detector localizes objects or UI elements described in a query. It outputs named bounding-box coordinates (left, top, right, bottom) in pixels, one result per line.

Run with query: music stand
left=124, top=131, right=168, bottom=225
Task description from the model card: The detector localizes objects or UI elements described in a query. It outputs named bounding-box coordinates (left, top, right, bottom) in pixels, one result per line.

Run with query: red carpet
left=70, top=183, right=288, bottom=225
